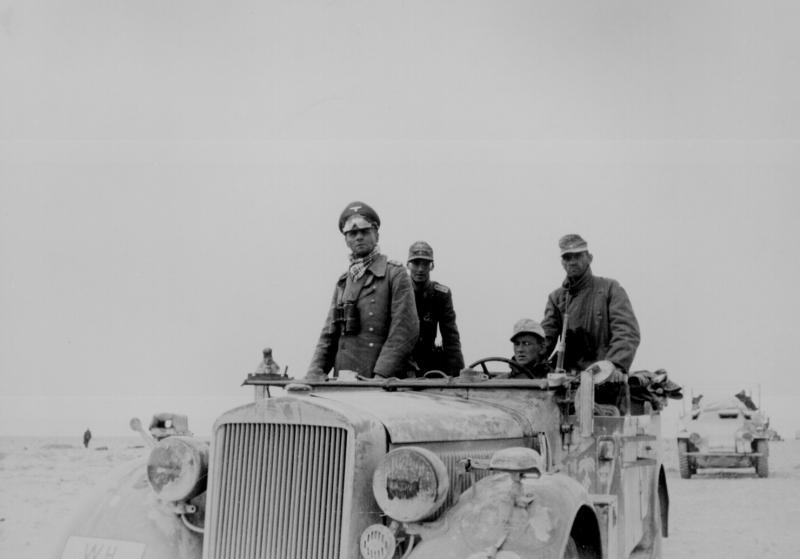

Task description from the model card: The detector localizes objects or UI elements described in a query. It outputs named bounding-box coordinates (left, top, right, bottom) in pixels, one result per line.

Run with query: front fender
left=50, top=456, right=202, bottom=559
left=408, top=472, right=597, bottom=559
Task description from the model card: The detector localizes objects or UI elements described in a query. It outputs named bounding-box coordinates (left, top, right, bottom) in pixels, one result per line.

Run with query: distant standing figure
left=735, top=390, right=758, bottom=411
left=406, top=241, right=465, bottom=376
left=83, top=428, right=92, bottom=448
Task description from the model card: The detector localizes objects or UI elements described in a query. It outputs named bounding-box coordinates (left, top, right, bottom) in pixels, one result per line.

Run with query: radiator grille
left=438, top=449, right=495, bottom=512
left=206, top=423, right=348, bottom=559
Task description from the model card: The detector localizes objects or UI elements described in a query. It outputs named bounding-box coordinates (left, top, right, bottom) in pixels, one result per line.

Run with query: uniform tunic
left=411, top=281, right=464, bottom=375
left=508, top=358, right=552, bottom=379
left=308, top=254, right=419, bottom=378
left=541, top=267, right=640, bottom=373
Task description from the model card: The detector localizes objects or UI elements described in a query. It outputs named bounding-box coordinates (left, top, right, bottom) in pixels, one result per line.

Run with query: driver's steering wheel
left=467, top=357, right=533, bottom=379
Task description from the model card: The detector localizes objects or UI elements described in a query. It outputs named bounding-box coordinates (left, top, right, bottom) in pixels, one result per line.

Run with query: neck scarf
left=349, top=246, right=380, bottom=281
left=564, top=266, right=593, bottom=295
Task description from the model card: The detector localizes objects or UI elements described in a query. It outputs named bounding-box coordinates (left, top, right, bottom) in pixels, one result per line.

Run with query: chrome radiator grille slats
left=437, top=449, right=495, bottom=512
left=206, top=423, right=348, bottom=559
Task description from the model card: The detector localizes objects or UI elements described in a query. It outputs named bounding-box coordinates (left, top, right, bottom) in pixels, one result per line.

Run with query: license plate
left=61, top=536, right=145, bottom=559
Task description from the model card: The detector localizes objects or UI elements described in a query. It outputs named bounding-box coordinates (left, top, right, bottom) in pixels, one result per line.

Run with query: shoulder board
left=387, top=259, right=404, bottom=267
left=433, top=283, right=450, bottom=294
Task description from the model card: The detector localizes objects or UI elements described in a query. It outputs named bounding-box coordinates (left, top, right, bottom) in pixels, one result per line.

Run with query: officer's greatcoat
left=412, top=281, right=464, bottom=375
left=309, top=254, right=419, bottom=378
left=541, top=268, right=640, bottom=373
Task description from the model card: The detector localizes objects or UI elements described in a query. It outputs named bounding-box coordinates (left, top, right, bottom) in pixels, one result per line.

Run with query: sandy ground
left=661, top=439, right=800, bottom=558
left=1, top=436, right=799, bottom=558
left=0, top=436, right=149, bottom=558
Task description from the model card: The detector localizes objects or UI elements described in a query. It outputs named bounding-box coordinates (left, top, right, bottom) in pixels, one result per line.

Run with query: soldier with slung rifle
left=541, top=234, right=640, bottom=412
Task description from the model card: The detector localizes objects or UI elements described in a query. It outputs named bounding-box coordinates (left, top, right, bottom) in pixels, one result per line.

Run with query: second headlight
left=372, top=446, right=449, bottom=522
left=147, top=435, right=209, bottom=502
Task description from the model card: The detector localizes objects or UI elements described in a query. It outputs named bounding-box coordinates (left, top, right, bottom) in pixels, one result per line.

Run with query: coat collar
left=562, top=266, right=594, bottom=294
left=414, top=280, right=433, bottom=297
left=338, top=253, right=387, bottom=283
left=367, top=253, right=388, bottom=277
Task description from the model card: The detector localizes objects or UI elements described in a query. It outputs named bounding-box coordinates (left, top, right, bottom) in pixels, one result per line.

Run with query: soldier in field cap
left=406, top=241, right=464, bottom=376
left=306, top=201, right=419, bottom=379
left=541, top=234, right=640, bottom=411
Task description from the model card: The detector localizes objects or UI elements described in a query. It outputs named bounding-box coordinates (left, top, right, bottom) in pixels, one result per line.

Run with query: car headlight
left=689, top=432, right=702, bottom=446
left=372, top=447, right=449, bottom=522
left=147, top=436, right=209, bottom=502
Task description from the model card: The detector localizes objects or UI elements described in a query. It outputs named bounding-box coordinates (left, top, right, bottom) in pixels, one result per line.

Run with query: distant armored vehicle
left=677, top=397, right=769, bottom=478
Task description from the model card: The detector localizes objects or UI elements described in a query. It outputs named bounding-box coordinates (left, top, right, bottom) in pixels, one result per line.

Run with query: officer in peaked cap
left=541, top=234, right=640, bottom=413
left=508, top=318, right=551, bottom=379
left=338, top=201, right=381, bottom=233
left=407, top=241, right=464, bottom=376
left=306, top=201, right=419, bottom=380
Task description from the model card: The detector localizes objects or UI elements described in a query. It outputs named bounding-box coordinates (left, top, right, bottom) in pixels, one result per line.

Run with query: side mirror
left=129, top=417, right=155, bottom=448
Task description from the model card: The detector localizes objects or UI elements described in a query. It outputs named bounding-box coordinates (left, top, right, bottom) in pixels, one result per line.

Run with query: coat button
left=369, top=327, right=374, bottom=332
left=369, top=342, right=374, bottom=347
left=369, top=312, right=374, bottom=316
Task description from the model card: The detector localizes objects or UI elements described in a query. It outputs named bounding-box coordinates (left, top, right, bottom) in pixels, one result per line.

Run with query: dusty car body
left=52, top=365, right=669, bottom=559
left=676, top=398, right=769, bottom=478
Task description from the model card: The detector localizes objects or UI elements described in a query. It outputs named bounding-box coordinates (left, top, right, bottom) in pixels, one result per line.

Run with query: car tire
left=563, top=536, right=580, bottom=559
left=562, top=534, right=599, bottom=559
left=755, top=439, right=769, bottom=478
left=632, top=481, right=663, bottom=558
left=678, top=440, right=691, bottom=479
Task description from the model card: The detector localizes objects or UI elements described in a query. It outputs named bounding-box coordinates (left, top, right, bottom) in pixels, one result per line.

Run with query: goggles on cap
left=342, top=215, right=375, bottom=233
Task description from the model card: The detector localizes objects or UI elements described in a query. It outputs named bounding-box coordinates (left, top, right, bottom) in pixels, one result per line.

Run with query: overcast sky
left=2, top=1, right=799, bottom=437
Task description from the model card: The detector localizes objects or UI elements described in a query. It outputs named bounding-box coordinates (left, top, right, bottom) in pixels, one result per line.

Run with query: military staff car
left=677, top=397, right=769, bottom=478
left=53, top=357, right=672, bottom=559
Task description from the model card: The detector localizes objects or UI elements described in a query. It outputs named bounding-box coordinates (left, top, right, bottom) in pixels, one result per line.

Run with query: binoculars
left=334, top=302, right=360, bottom=334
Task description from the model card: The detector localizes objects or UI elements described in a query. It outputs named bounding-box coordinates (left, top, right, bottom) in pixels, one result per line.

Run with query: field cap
left=510, top=318, right=545, bottom=341
left=407, top=241, right=434, bottom=262
left=339, top=201, right=380, bottom=233
left=558, top=234, right=589, bottom=255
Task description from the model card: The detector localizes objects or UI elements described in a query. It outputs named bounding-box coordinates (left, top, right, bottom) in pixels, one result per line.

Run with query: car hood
left=308, top=390, right=525, bottom=443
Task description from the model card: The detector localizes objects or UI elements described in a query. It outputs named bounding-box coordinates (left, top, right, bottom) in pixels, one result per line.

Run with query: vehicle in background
left=677, top=397, right=769, bottom=478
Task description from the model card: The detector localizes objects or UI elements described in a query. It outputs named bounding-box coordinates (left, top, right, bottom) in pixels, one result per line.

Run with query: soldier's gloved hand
left=587, top=360, right=624, bottom=384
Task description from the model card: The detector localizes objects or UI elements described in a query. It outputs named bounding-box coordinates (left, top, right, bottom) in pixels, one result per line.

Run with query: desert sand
left=1, top=435, right=798, bottom=558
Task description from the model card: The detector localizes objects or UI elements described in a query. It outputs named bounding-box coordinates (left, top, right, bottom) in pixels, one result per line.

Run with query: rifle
left=554, top=293, right=570, bottom=374
left=553, top=293, right=578, bottom=448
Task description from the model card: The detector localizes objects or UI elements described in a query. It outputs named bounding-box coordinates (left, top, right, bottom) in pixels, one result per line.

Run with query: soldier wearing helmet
left=541, top=234, right=640, bottom=411
left=508, top=318, right=551, bottom=379
left=406, top=241, right=464, bottom=376
left=306, top=201, right=419, bottom=379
